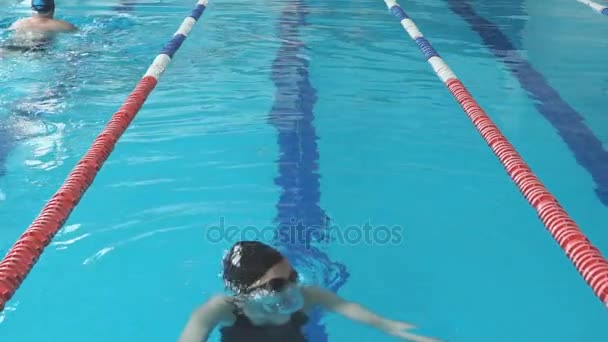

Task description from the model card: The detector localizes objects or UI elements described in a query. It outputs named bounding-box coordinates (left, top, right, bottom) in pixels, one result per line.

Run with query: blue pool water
left=1, top=0, right=608, bottom=341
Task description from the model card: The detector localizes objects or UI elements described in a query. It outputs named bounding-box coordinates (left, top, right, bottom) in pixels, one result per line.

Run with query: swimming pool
left=1, top=0, right=608, bottom=340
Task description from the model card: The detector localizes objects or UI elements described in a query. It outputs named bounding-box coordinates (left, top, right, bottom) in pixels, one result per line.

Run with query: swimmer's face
left=236, top=259, right=303, bottom=316
left=33, top=10, right=54, bottom=17
left=248, top=259, right=297, bottom=291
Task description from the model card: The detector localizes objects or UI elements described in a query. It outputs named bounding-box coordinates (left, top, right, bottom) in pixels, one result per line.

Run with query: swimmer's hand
left=379, top=319, right=442, bottom=342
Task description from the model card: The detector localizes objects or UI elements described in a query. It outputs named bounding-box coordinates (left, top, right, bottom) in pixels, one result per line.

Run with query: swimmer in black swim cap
left=177, top=241, right=442, bottom=342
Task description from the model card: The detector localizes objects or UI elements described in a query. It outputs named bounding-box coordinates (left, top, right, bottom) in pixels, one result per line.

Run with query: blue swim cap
left=31, top=0, right=55, bottom=13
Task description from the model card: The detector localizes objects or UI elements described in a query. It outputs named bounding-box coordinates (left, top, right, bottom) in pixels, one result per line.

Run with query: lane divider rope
left=577, top=0, right=608, bottom=15
left=383, top=0, right=608, bottom=306
left=0, top=0, right=209, bottom=313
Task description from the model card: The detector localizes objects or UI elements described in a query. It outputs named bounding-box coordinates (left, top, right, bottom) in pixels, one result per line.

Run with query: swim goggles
left=245, top=269, right=299, bottom=294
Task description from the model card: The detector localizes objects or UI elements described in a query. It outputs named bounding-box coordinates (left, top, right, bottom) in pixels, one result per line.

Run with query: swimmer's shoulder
left=8, top=18, right=30, bottom=31
left=300, top=285, right=324, bottom=312
left=300, top=285, right=324, bottom=303
left=13, top=19, right=76, bottom=33
left=191, top=294, right=236, bottom=325
left=41, top=19, right=77, bottom=32
left=300, top=285, right=348, bottom=312
left=54, top=19, right=77, bottom=32
left=178, top=295, right=236, bottom=342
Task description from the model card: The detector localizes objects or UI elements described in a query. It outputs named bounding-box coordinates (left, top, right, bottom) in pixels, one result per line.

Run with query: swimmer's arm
left=302, top=286, right=406, bottom=329
left=177, top=295, right=233, bottom=342
left=301, top=286, right=441, bottom=342
left=59, top=21, right=78, bottom=32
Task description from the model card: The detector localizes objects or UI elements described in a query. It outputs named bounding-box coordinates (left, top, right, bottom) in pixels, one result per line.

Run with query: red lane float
left=0, top=77, right=157, bottom=312
left=386, top=0, right=608, bottom=307
left=0, top=0, right=210, bottom=313
left=448, top=74, right=608, bottom=305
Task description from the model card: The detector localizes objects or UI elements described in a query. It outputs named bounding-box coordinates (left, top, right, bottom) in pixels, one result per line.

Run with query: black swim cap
left=222, top=241, right=285, bottom=294
left=31, top=0, right=55, bottom=13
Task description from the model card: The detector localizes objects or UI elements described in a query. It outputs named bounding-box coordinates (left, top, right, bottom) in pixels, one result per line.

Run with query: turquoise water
left=1, top=0, right=608, bottom=341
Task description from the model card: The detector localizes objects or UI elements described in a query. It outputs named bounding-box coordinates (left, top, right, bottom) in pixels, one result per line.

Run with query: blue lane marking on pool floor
left=447, top=0, right=608, bottom=206
left=267, top=0, right=349, bottom=340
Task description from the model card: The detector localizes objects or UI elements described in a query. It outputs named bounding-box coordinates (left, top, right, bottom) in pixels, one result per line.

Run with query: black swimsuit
left=219, top=307, right=309, bottom=342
